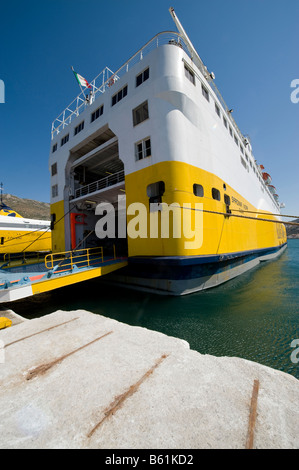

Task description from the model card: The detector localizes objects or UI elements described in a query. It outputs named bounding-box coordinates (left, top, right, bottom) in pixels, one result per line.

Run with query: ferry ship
left=0, top=198, right=51, bottom=257
left=48, top=8, right=287, bottom=295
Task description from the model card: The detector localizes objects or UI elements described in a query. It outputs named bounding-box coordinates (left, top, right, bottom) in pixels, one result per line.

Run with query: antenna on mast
left=0, top=183, right=3, bottom=204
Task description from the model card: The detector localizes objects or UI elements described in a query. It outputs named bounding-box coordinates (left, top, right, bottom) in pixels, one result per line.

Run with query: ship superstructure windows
left=201, top=84, right=209, bottom=102
left=61, top=134, right=69, bottom=146
left=136, top=68, right=149, bottom=87
left=135, top=137, right=151, bottom=161
left=112, top=85, right=128, bottom=106
left=240, top=156, right=248, bottom=170
left=91, top=105, right=104, bottom=122
left=229, top=126, right=233, bottom=137
left=74, top=121, right=84, bottom=136
left=215, top=103, right=221, bottom=117
left=234, top=135, right=239, bottom=146
left=52, top=143, right=57, bottom=153
left=51, top=163, right=57, bottom=176
left=193, top=184, right=204, bottom=197
left=212, top=188, right=221, bottom=201
left=184, top=64, right=195, bottom=85
left=52, top=184, right=58, bottom=198
left=223, top=116, right=228, bottom=129
left=132, top=101, right=149, bottom=126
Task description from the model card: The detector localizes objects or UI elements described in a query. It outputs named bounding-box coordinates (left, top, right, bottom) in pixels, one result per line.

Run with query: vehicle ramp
left=0, top=247, right=128, bottom=303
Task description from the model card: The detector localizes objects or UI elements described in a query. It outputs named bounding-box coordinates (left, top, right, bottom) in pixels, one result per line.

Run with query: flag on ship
left=71, top=67, right=91, bottom=89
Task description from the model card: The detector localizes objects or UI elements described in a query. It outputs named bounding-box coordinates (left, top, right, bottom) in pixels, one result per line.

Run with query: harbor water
left=8, top=239, right=299, bottom=380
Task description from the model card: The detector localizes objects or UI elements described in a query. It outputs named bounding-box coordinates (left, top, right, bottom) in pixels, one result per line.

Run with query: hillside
left=285, top=219, right=299, bottom=239
left=1, top=193, right=50, bottom=220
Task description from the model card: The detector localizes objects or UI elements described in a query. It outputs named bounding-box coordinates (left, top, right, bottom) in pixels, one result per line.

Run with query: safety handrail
left=45, top=246, right=105, bottom=271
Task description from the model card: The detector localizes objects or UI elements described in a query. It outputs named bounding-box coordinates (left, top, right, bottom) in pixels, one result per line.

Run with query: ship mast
left=0, top=183, right=3, bottom=204
left=169, top=7, right=213, bottom=80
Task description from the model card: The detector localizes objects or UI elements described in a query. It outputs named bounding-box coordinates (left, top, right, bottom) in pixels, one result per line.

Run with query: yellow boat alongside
left=0, top=201, right=52, bottom=255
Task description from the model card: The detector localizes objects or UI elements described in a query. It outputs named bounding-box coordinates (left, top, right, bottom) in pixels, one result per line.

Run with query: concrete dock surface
left=0, top=309, right=298, bottom=449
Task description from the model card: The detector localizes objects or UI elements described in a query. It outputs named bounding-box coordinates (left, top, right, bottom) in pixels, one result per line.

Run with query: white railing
left=51, top=32, right=190, bottom=139
left=74, top=170, right=125, bottom=199
left=51, top=66, right=116, bottom=139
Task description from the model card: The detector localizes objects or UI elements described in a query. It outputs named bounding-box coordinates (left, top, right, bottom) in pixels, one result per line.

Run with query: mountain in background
left=285, top=219, right=299, bottom=239
left=1, top=193, right=50, bottom=220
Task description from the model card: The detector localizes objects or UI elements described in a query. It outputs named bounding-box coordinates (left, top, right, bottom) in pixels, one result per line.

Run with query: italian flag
left=72, top=67, right=91, bottom=89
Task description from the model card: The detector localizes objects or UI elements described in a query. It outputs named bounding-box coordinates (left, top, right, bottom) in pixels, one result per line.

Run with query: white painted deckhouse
left=49, top=8, right=287, bottom=295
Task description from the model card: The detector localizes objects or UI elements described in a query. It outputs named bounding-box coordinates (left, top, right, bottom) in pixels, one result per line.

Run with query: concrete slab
left=0, top=309, right=298, bottom=449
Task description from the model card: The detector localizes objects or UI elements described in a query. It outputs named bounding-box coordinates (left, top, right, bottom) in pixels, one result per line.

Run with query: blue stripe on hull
left=126, top=243, right=287, bottom=280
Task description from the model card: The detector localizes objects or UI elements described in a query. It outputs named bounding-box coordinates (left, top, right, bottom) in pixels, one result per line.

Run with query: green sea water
left=10, top=239, right=299, bottom=379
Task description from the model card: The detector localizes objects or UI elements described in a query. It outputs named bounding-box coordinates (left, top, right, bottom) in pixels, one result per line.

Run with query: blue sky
left=0, top=0, right=298, bottom=218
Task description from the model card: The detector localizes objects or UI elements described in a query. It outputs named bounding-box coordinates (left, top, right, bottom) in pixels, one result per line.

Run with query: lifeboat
left=262, top=172, right=272, bottom=184
left=273, top=194, right=279, bottom=201
left=268, top=185, right=276, bottom=194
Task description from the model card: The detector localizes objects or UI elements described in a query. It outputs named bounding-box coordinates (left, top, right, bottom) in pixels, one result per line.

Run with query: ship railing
left=51, top=66, right=116, bottom=139
left=45, top=245, right=119, bottom=272
left=74, top=169, right=125, bottom=199
left=2, top=251, right=51, bottom=268
left=51, top=32, right=192, bottom=139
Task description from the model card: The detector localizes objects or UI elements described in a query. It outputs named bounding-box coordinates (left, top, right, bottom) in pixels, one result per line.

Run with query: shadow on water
left=6, top=240, right=299, bottom=379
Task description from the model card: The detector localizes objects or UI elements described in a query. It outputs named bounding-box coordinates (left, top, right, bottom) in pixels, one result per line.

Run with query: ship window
left=51, top=162, right=57, bottom=176
left=224, top=194, right=231, bottom=206
left=136, top=68, right=149, bottom=87
left=91, top=105, right=104, bottom=122
left=135, top=137, right=151, bottom=161
left=74, top=121, right=84, bottom=136
left=111, top=85, right=128, bottom=106
left=61, top=134, right=69, bottom=146
left=52, top=143, right=57, bottom=153
left=147, top=181, right=165, bottom=205
left=202, top=84, right=209, bottom=101
left=212, top=188, right=221, bottom=201
left=234, top=135, right=239, bottom=146
left=184, top=64, right=195, bottom=85
left=215, top=103, right=220, bottom=117
left=240, top=156, right=247, bottom=170
left=193, top=184, right=204, bottom=197
left=240, top=145, right=244, bottom=154
left=52, top=184, right=58, bottom=198
left=223, top=116, right=227, bottom=128
left=132, top=101, right=149, bottom=126
left=0, top=237, right=4, bottom=245
left=229, top=126, right=233, bottom=137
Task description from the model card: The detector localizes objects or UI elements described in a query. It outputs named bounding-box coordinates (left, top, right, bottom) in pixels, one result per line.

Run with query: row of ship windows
left=184, top=64, right=251, bottom=157
left=147, top=181, right=232, bottom=206
left=52, top=68, right=150, bottom=153
left=184, top=63, right=267, bottom=186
